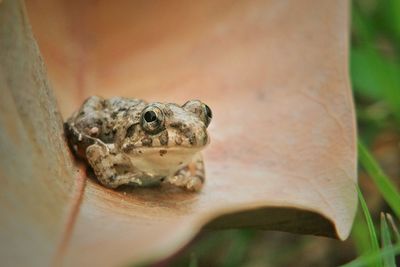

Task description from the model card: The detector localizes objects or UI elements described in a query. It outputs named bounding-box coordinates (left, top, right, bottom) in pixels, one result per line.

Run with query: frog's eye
left=204, top=104, right=212, bottom=122
left=141, top=105, right=165, bottom=134
left=183, top=100, right=212, bottom=127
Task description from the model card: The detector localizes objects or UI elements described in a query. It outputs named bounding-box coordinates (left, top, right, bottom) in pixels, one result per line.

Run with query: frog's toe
left=185, top=176, right=203, bottom=191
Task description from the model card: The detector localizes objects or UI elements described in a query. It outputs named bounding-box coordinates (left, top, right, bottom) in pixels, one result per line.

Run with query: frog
left=65, top=96, right=212, bottom=191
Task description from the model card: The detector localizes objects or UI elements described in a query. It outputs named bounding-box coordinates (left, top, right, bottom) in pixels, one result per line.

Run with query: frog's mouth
left=124, top=128, right=210, bottom=151
left=128, top=146, right=203, bottom=177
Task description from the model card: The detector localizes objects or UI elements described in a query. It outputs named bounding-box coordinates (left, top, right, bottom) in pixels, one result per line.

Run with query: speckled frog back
left=65, top=96, right=146, bottom=158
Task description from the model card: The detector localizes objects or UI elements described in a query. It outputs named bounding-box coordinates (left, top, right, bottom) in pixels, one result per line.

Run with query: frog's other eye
left=141, top=105, right=165, bottom=134
left=204, top=104, right=212, bottom=122
left=183, top=100, right=212, bottom=127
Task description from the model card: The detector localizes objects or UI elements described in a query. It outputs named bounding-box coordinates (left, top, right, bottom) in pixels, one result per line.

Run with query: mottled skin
left=65, top=96, right=212, bottom=191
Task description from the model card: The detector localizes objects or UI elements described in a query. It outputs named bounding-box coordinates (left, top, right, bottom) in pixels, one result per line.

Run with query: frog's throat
left=128, top=149, right=202, bottom=177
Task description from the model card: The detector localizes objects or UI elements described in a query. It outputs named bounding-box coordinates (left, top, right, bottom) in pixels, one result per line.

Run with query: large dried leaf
left=1, top=0, right=357, bottom=266
left=0, top=0, right=76, bottom=266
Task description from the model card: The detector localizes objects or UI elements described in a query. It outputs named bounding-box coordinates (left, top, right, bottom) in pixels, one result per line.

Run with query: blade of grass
left=357, top=187, right=381, bottom=267
left=358, top=141, right=400, bottom=219
left=340, top=244, right=400, bottom=267
left=189, top=252, right=198, bottom=267
left=352, top=210, right=375, bottom=256
left=386, top=214, right=400, bottom=242
left=380, top=213, right=396, bottom=267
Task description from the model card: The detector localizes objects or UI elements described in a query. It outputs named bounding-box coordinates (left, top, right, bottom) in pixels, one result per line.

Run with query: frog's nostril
left=144, top=111, right=157, bottom=122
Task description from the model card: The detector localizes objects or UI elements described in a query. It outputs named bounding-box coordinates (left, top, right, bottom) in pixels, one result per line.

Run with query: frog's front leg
left=86, top=143, right=143, bottom=188
left=167, top=153, right=205, bottom=191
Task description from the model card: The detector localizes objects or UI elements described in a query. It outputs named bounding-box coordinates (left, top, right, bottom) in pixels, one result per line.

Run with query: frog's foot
left=167, top=154, right=205, bottom=192
left=86, top=143, right=143, bottom=188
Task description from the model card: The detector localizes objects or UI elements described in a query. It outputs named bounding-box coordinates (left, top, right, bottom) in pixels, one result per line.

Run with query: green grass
left=342, top=212, right=400, bottom=267
left=342, top=193, right=400, bottom=267
left=350, top=1, right=400, bottom=264
left=358, top=142, right=400, bottom=219
left=380, top=213, right=396, bottom=267
left=346, top=143, right=400, bottom=267
left=341, top=245, right=400, bottom=267
left=356, top=188, right=381, bottom=267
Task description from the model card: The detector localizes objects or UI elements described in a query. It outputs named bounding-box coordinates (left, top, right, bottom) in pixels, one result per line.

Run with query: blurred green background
left=160, top=1, right=400, bottom=266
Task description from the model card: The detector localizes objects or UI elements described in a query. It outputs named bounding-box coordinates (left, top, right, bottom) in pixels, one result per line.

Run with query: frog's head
left=121, top=100, right=212, bottom=176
